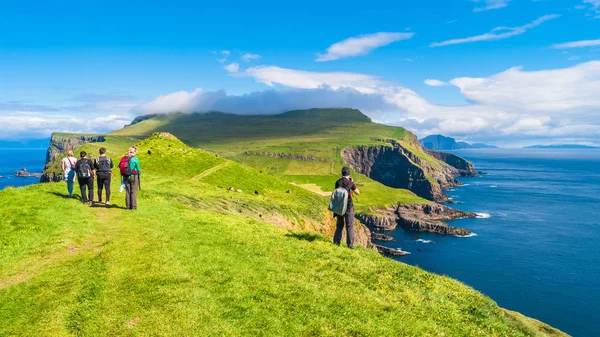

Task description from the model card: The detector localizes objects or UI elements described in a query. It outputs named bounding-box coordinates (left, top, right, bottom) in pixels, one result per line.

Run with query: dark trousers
left=334, top=207, right=355, bottom=248
left=125, top=175, right=139, bottom=209
left=78, top=177, right=94, bottom=203
left=97, top=174, right=111, bottom=202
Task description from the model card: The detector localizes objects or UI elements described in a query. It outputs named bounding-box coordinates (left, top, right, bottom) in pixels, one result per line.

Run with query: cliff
left=40, top=133, right=106, bottom=182
left=342, top=138, right=471, bottom=202
left=356, top=203, right=476, bottom=236
left=420, top=134, right=497, bottom=150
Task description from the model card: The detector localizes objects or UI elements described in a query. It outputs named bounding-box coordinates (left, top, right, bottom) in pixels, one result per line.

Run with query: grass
left=108, top=109, right=437, bottom=209
left=0, top=133, right=568, bottom=336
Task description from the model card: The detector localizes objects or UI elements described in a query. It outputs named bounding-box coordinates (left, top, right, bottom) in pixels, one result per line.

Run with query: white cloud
left=224, top=63, right=240, bottom=73
left=137, top=61, right=600, bottom=145
left=316, top=32, right=414, bottom=62
left=0, top=114, right=132, bottom=140
left=424, top=79, right=447, bottom=87
left=431, top=14, right=560, bottom=47
left=552, top=39, right=600, bottom=49
left=221, top=50, right=230, bottom=56
left=449, top=61, right=600, bottom=112
left=583, top=0, right=600, bottom=18
left=238, top=66, right=385, bottom=93
left=241, top=53, right=261, bottom=62
left=471, top=0, right=510, bottom=12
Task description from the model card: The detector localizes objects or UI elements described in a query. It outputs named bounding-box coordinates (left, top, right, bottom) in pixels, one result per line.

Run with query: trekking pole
left=138, top=173, right=142, bottom=191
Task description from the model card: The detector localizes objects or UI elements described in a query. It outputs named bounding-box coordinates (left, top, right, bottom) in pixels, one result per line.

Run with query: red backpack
left=119, top=156, right=137, bottom=176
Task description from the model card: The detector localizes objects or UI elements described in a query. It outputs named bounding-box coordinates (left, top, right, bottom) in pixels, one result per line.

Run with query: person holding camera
left=333, top=167, right=360, bottom=249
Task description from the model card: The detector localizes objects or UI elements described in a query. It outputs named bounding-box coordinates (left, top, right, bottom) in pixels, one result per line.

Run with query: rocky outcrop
left=372, top=233, right=395, bottom=242
left=14, top=167, right=42, bottom=178
left=357, top=203, right=476, bottom=237
left=424, top=150, right=477, bottom=177
left=40, top=134, right=106, bottom=182
left=396, top=204, right=476, bottom=236
left=342, top=145, right=444, bottom=201
left=342, top=138, right=477, bottom=202
left=374, top=244, right=410, bottom=256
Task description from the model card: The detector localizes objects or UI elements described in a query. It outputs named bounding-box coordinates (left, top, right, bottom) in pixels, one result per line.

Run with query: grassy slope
left=110, top=109, right=430, bottom=212
left=0, top=133, right=567, bottom=336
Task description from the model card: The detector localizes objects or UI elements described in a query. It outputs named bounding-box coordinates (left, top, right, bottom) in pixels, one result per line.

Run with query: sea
left=382, top=148, right=600, bottom=337
left=0, top=148, right=47, bottom=190
left=1, top=147, right=599, bottom=336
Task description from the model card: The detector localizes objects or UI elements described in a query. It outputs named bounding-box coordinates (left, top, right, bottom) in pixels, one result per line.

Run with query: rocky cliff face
left=342, top=145, right=442, bottom=201
left=40, top=134, right=106, bottom=182
left=342, top=138, right=478, bottom=202
left=424, top=150, right=477, bottom=177
left=357, top=203, right=476, bottom=237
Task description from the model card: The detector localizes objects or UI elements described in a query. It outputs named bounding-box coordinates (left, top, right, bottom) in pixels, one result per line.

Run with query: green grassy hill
left=110, top=109, right=455, bottom=211
left=1, top=133, right=567, bottom=336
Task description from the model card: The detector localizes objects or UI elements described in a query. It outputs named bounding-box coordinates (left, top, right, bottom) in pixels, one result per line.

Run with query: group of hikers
left=62, top=146, right=357, bottom=246
left=61, top=147, right=141, bottom=210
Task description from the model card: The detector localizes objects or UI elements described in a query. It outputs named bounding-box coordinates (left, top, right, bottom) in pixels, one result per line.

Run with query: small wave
left=455, top=233, right=478, bottom=238
left=462, top=184, right=470, bottom=186
left=489, top=185, right=498, bottom=188
left=415, top=239, right=436, bottom=244
left=476, top=212, right=491, bottom=219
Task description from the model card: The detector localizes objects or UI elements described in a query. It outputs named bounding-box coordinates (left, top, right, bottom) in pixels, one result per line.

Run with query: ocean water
left=381, top=149, right=600, bottom=337
left=0, top=148, right=47, bottom=190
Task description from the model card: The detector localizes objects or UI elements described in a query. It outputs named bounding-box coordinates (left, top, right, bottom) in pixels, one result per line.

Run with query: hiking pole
left=138, top=173, right=142, bottom=191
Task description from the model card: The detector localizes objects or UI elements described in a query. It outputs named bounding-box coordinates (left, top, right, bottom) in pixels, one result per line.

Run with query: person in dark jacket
left=333, top=167, right=360, bottom=248
left=94, top=147, right=114, bottom=206
left=75, top=151, right=94, bottom=205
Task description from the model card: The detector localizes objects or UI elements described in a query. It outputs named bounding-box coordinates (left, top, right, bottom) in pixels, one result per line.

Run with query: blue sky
left=1, top=0, right=599, bottom=146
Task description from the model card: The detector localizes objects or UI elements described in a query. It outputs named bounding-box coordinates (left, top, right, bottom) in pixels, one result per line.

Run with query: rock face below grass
left=40, top=134, right=107, bottom=183
left=357, top=203, right=475, bottom=237
left=342, top=139, right=477, bottom=202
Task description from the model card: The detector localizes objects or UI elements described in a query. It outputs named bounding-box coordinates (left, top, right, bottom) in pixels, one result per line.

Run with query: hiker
left=75, top=151, right=94, bottom=205
left=94, top=147, right=113, bottom=206
left=121, top=147, right=141, bottom=210
left=330, top=167, right=360, bottom=248
left=61, top=150, right=77, bottom=197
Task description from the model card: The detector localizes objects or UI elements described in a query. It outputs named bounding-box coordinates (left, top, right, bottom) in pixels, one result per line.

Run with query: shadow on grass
left=90, top=203, right=128, bottom=210
left=49, top=192, right=80, bottom=200
left=286, top=231, right=327, bottom=243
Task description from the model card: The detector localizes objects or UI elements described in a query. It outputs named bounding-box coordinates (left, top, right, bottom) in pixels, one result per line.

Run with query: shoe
left=89, top=202, right=94, bottom=206
left=106, top=201, right=110, bottom=207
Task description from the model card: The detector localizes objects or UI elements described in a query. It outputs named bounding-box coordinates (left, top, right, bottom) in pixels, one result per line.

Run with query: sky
left=1, top=0, right=599, bottom=147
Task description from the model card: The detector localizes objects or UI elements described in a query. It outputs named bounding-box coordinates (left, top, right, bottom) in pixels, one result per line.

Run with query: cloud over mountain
left=137, top=61, right=600, bottom=145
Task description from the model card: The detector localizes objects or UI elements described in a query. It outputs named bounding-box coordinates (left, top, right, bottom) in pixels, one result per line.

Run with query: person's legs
left=345, top=208, right=355, bottom=249
left=67, top=180, right=74, bottom=197
left=97, top=176, right=104, bottom=203
left=125, top=177, right=132, bottom=209
left=333, top=214, right=344, bottom=245
left=131, top=176, right=138, bottom=209
left=79, top=178, right=88, bottom=203
left=104, top=176, right=111, bottom=203
left=87, top=178, right=94, bottom=204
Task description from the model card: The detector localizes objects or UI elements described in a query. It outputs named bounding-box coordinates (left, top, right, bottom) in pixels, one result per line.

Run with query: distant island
left=524, top=144, right=599, bottom=149
left=420, top=134, right=497, bottom=151
left=14, top=167, right=42, bottom=178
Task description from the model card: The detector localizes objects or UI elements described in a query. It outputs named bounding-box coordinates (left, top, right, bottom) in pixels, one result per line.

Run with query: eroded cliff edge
left=342, top=138, right=476, bottom=202
left=40, top=134, right=106, bottom=182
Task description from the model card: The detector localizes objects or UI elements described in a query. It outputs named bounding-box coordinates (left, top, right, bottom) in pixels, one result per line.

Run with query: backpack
left=77, top=159, right=92, bottom=178
left=119, top=156, right=131, bottom=176
left=328, top=187, right=348, bottom=216
left=119, top=156, right=138, bottom=176
left=96, top=157, right=112, bottom=173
